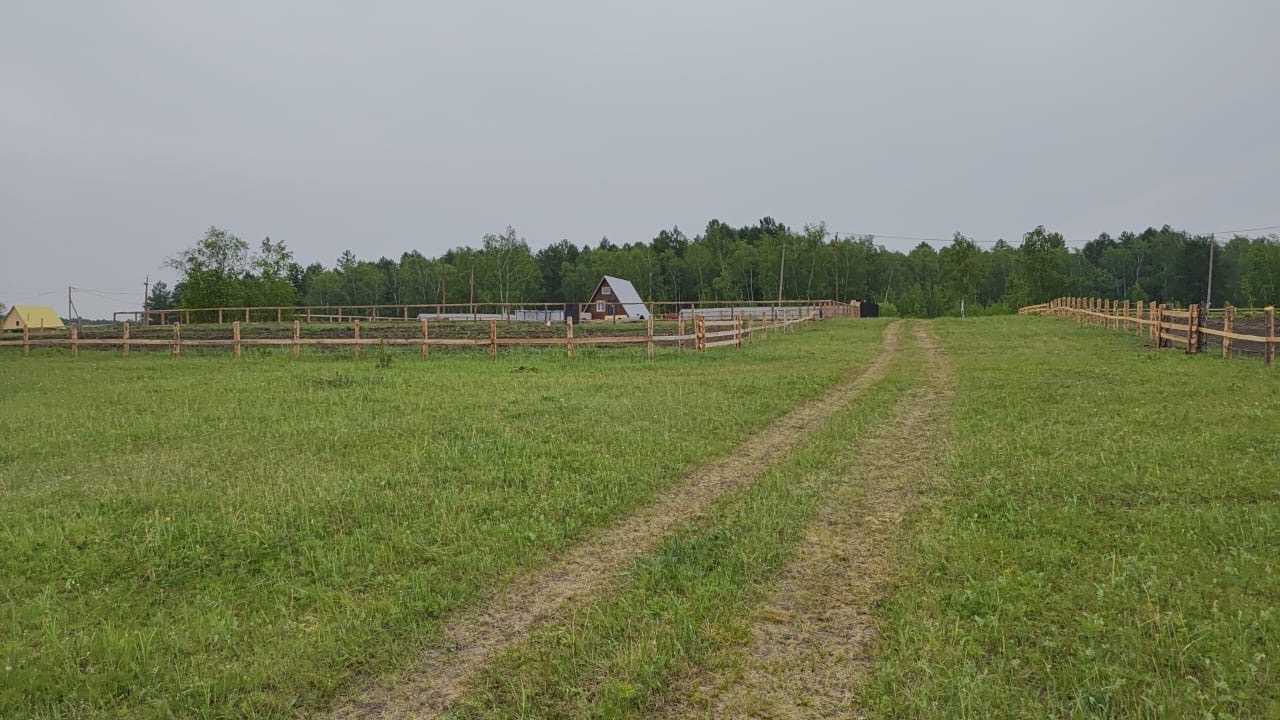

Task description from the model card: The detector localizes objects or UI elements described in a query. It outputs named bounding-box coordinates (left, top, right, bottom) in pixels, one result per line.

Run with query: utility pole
left=832, top=235, right=840, bottom=304
left=68, top=286, right=72, bottom=323
left=469, top=264, right=476, bottom=321
left=143, top=274, right=150, bottom=326
left=1205, top=234, right=1215, bottom=309
left=776, top=239, right=786, bottom=307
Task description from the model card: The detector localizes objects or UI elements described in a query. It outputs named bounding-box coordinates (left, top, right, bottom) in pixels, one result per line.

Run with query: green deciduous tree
left=480, top=226, right=541, bottom=305
left=167, top=227, right=251, bottom=317
left=159, top=219, right=1280, bottom=320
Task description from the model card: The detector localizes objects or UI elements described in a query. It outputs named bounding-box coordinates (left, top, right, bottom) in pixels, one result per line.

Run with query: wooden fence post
left=489, top=319, right=497, bottom=359
left=1186, top=303, right=1197, bottom=354
left=1162, top=302, right=1172, bottom=348
left=1222, top=306, right=1234, bottom=359
left=678, top=314, right=685, bottom=352
left=566, top=317, right=574, bottom=358
left=71, top=326, right=78, bottom=358
left=1266, top=306, right=1276, bottom=367
left=748, top=315, right=754, bottom=343
left=1122, top=300, right=1130, bottom=331
left=306, top=307, right=312, bottom=325
left=123, top=322, right=130, bottom=357
left=1196, top=303, right=1205, bottom=352
left=21, top=322, right=29, bottom=356
left=1154, top=304, right=1164, bottom=348
left=647, top=314, right=654, bottom=360
left=218, top=308, right=223, bottom=324
left=1148, top=302, right=1157, bottom=343
left=353, top=320, right=361, bottom=360
left=172, top=323, right=181, bottom=358
left=233, top=321, right=241, bottom=358
left=293, top=320, right=301, bottom=359
left=421, top=319, right=429, bottom=359
left=245, top=307, right=250, bottom=324
left=734, top=318, right=742, bottom=348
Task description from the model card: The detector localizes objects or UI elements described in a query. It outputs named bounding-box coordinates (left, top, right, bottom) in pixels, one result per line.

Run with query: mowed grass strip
left=445, top=325, right=926, bottom=719
left=0, top=321, right=887, bottom=720
left=861, top=317, right=1280, bottom=718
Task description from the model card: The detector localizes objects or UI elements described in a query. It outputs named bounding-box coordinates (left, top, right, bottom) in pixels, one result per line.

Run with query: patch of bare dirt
left=661, top=321, right=955, bottom=719
left=322, top=322, right=905, bottom=720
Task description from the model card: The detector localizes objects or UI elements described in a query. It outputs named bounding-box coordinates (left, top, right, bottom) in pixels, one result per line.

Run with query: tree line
left=151, top=219, right=1280, bottom=318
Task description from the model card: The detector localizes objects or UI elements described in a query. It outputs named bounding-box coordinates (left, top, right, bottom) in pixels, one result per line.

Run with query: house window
left=596, top=301, right=605, bottom=313
left=601, top=286, right=611, bottom=295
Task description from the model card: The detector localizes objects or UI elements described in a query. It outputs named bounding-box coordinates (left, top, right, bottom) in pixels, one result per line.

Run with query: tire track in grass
left=323, top=322, right=903, bottom=720
left=664, top=321, right=954, bottom=719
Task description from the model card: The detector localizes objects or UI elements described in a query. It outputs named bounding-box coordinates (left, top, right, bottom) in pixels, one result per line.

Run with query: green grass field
left=3, top=317, right=1278, bottom=719
left=861, top=318, right=1280, bottom=718
left=0, top=322, right=887, bottom=719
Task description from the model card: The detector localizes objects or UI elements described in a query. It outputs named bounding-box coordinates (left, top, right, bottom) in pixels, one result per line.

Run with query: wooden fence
left=1, top=310, right=834, bottom=360
left=115, top=299, right=860, bottom=326
left=1022, top=297, right=1277, bottom=366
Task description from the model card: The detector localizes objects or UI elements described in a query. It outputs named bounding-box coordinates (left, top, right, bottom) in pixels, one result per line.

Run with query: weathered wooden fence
left=1022, top=297, right=1277, bottom=366
left=1, top=310, right=830, bottom=360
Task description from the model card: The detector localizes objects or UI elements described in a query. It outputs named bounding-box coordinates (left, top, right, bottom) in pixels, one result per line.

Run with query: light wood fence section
left=1, top=308, right=841, bottom=360
left=114, top=299, right=861, bottom=326
left=1022, top=297, right=1276, bottom=366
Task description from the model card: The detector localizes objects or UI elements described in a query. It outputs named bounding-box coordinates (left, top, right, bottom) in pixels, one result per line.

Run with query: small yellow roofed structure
left=2, top=305, right=65, bottom=331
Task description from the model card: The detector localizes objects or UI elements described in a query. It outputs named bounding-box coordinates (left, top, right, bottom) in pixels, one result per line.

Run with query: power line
left=1204, top=224, right=1280, bottom=236
left=829, top=222, right=1280, bottom=249
left=4, top=290, right=64, bottom=300
left=69, top=286, right=145, bottom=296
left=829, top=231, right=1085, bottom=247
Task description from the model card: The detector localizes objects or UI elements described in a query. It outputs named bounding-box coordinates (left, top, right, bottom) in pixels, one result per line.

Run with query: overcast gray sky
left=3, top=1, right=1277, bottom=318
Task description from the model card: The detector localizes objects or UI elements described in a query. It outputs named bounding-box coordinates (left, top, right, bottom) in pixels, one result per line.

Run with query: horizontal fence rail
left=113, top=299, right=861, bottom=326
left=2, top=305, right=863, bottom=360
left=1021, top=297, right=1276, bottom=367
